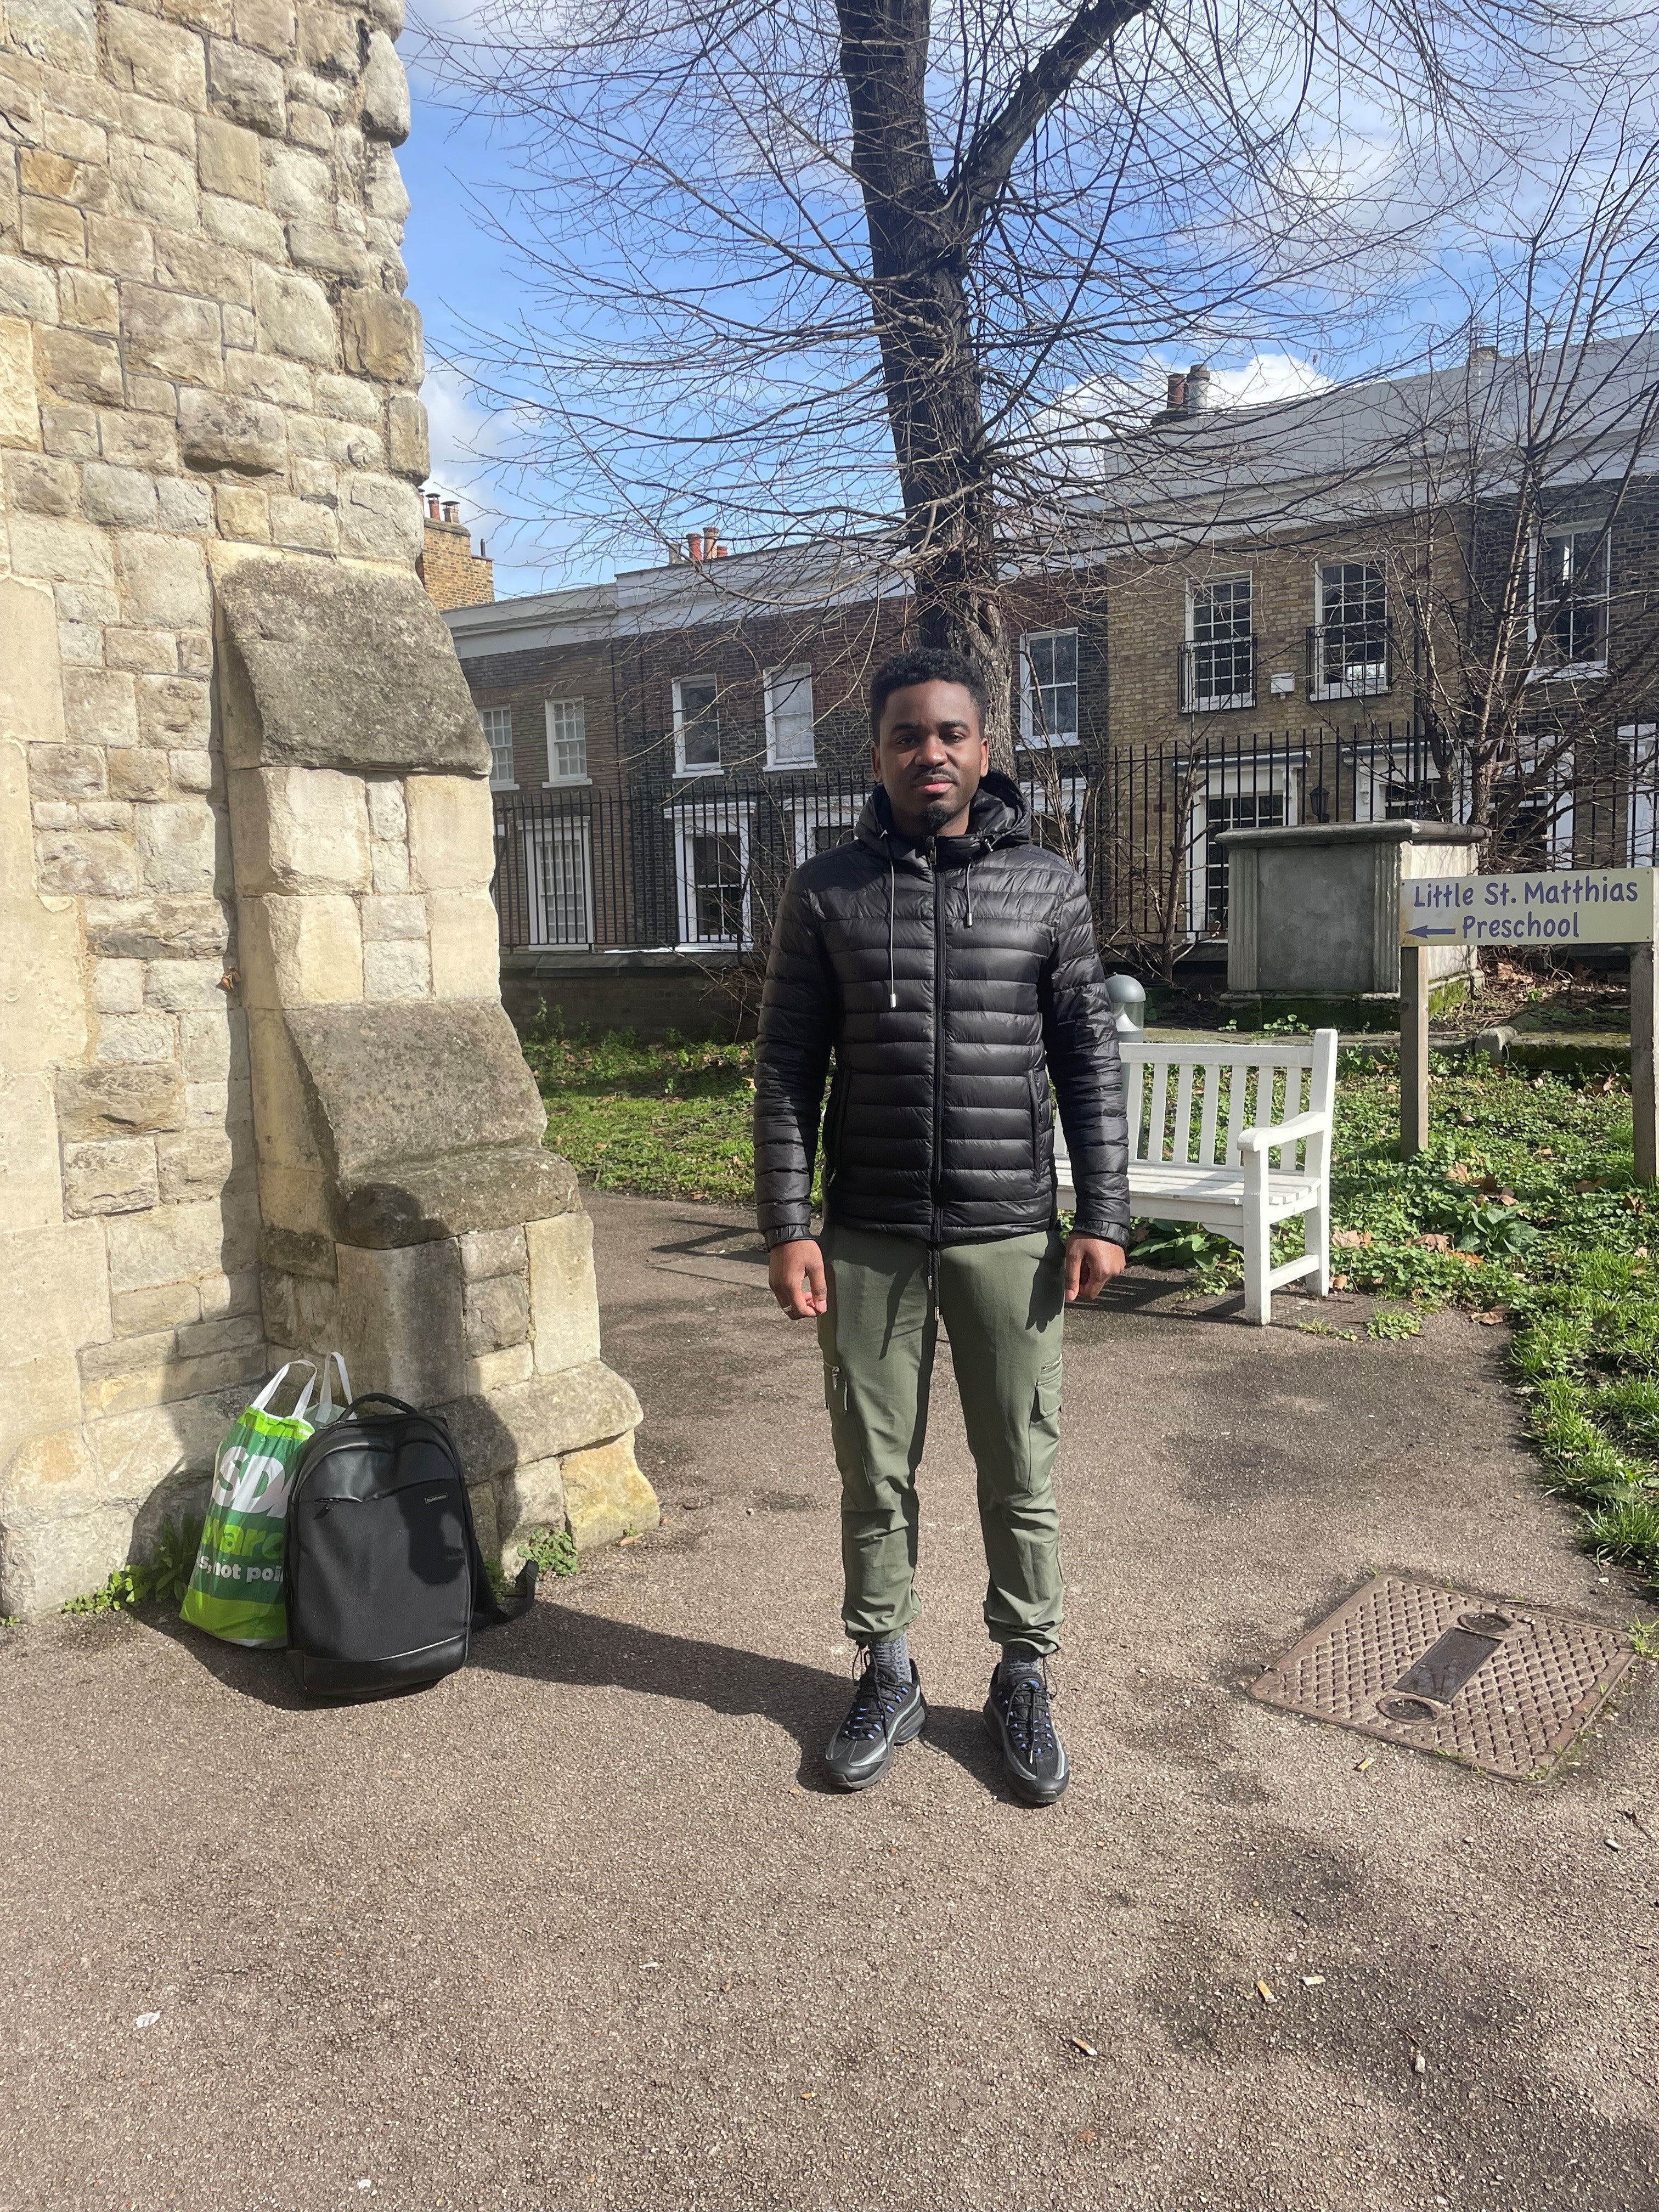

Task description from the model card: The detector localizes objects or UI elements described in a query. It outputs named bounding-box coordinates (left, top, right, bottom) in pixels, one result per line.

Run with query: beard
left=917, top=791, right=961, bottom=834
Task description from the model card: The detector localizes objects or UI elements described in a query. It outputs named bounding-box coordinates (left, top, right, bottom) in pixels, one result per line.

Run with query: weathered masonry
left=0, top=0, right=654, bottom=1615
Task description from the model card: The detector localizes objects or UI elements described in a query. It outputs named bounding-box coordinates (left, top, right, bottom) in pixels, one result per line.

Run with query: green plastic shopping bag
left=180, top=1357, right=349, bottom=1647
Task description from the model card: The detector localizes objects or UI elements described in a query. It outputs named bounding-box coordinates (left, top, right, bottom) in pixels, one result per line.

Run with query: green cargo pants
left=816, top=1222, right=1066, bottom=1656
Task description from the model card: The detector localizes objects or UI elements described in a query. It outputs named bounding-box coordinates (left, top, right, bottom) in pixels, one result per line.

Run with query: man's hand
left=769, top=1237, right=827, bottom=1319
left=1064, top=1233, right=1126, bottom=1304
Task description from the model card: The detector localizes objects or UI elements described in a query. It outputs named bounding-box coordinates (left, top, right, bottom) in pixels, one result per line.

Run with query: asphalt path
left=2, top=1187, right=1655, bottom=2212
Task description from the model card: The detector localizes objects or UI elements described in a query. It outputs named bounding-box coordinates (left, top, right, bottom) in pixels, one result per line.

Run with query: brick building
left=444, top=340, right=1659, bottom=1012
left=418, top=491, right=494, bottom=609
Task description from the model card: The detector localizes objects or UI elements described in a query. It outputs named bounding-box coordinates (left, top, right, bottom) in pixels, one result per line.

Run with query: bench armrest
left=1237, top=1109, right=1331, bottom=1157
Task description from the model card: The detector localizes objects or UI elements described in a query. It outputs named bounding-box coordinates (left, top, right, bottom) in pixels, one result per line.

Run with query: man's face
left=873, top=680, right=989, bottom=838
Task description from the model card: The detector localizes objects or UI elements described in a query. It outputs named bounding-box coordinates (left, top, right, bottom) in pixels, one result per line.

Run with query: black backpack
left=284, top=1394, right=537, bottom=1700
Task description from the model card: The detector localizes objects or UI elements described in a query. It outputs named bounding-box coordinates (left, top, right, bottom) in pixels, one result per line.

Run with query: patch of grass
left=517, top=1526, right=580, bottom=1577
left=1367, top=1308, right=1423, bottom=1342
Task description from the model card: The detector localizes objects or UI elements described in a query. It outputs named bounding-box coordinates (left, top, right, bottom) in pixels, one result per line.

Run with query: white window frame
left=1020, top=629, right=1080, bottom=748
left=1527, top=527, right=1611, bottom=683
left=543, top=697, right=589, bottom=787
left=1184, top=577, right=1255, bottom=712
left=1185, top=754, right=1301, bottom=939
left=663, top=798, right=753, bottom=949
left=673, top=675, right=723, bottom=777
left=480, top=704, right=516, bottom=791
left=763, top=664, right=817, bottom=770
left=522, top=817, right=593, bottom=949
left=786, top=792, right=860, bottom=870
left=1311, top=559, right=1390, bottom=701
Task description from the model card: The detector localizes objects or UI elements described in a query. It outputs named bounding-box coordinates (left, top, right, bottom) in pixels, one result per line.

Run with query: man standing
left=754, top=647, right=1130, bottom=1804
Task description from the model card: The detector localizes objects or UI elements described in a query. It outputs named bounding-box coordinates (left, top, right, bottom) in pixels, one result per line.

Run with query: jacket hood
left=857, top=770, right=1031, bottom=861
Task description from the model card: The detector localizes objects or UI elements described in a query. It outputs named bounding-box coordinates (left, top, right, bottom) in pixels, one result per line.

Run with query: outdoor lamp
left=1104, top=974, right=1146, bottom=1036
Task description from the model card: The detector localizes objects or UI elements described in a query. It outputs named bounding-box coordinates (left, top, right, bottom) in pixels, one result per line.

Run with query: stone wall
left=0, top=0, right=653, bottom=1616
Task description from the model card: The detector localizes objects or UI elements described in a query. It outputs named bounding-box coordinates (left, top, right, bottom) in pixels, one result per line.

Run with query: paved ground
left=4, top=1187, right=1657, bottom=2212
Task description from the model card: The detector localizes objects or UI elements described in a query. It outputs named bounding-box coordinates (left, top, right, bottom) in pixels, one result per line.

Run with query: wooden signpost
left=1398, top=866, right=1659, bottom=1177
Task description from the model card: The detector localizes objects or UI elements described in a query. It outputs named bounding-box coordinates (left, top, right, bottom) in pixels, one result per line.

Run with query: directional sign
left=1400, top=866, right=1655, bottom=949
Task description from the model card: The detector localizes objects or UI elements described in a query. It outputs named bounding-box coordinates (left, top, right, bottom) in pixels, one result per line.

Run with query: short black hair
left=869, top=646, right=988, bottom=741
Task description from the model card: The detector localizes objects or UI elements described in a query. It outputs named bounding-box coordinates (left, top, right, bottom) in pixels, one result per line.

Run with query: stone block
left=464, top=1268, right=530, bottom=1356
left=60, top=669, right=136, bottom=748
left=108, top=751, right=172, bottom=801
left=58, top=269, right=120, bottom=334
left=179, top=1006, right=234, bottom=1079
left=105, top=1197, right=238, bottom=1294
left=41, top=405, right=101, bottom=459
left=459, top=1224, right=527, bottom=1280
left=469, top=1341, right=534, bottom=1393
left=155, top=1127, right=234, bottom=1201
left=287, top=221, right=369, bottom=284
left=92, top=958, right=145, bottom=1012
left=9, top=511, right=115, bottom=584
left=136, top=674, right=211, bottom=748
left=120, top=284, right=222, bottom=386
left=365, top=778, right=405, bottom=840
left=235, top=0, right=295, bottom=55
left=371, top=838, right=409, bottom=894
left=35, top=325, right=122, bottom=406
left=340, top=289, right=421, bottom=383
left=216, top=484, right=270, bottom=541
left=427, top=888, right=501, bottom=1000
left=196, top=114, right=262, bottom=199
left=0, top=1069, right=66, bottom=1233
left=156, top=478, right=214, bottom=533
left=203, top=193, right=285, bottom=257
left=20, top=196, right=85, bottom=263
left=116, top=532, right=211, bottom=630
left=82, top=462, right=157, bottom=527
left=360, top=30, right=410, bottom=144
left=340, top=1138, right=575, bottom=1252
left=80, top=1339, right=266, bottom=1419
left=111, top=1280, right=200, bottom=1333
left=136, top=797, right=219, bottom=895
left=335, top=1236, right=469, bottom=1402
left=528, top=1209, right=601, bottom=1374
left=207, top=38, right=284, bottom=135
left=238, top=892, right=363, bottom=1008
left=5, top=449, right=78, bottom=514
left=385, top=390, right=428, bottom=481
left=359, top=893, right=426, bottom=942
left=496, top=1454, right=565, bottom=1556
left=434, top=1361, right=643, bottom=1483
left=267, top=494, right=338, bottom=552
left=145, top=958, right=225, bottom=1011
left=105, top=5, right=207, bottom=109
left=35, top=829, right=139, bottom=898
left=63, top=1136, right=159, bottom=1216
left=83, top=893, right=228, bottom=959
left=87, top=213, right=154, bottom=280
left=363, top=936, right=430, bottom=1001
left=407, top=775, right=495, bottom=893
left=0, top=1216, right=111, bottom=1359
left=467, top=1477, right=499, bottom=1561
left=151, top=232, right=252, bottom=311
left=335, top=469, right=420, bottom=560
left=100, top=413, right=177, bottom=472
left=561, top=1431, right=657, bottom=1551
left=179, top=388, right=285, bottom=477
left=253, top=262, right=335, bottom=365
left=217, top=556, right=489, bottom=775
left=29, top=741, right=105, bottom=797
left=111, top=136, right=199, bottom=229
left=56, top=1062, right=185, bottom=1139
left=230, top=762, right=370, bottom=893
left=0, top=318, right=40, bottom=449
left=94, top=1011, right=177, bottom=1064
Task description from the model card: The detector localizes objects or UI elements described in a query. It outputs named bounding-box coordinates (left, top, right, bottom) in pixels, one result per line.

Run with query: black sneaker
left=823, top=1650, right=927, bottom=1791
left=984, top=1652, right=1069, bottom=1804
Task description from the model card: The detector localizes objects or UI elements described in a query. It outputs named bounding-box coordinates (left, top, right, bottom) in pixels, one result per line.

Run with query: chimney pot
left=714, top=543, right=729, bottom=558
left=442, top=500, right=460, bottom=523
left=1186, top=363, right=1213, bottom=414
left=1165, top=371, right=1186, bottom=413
left=426, top=493, right=440, bottom=519
left=686, top=531, right=703, bottom=561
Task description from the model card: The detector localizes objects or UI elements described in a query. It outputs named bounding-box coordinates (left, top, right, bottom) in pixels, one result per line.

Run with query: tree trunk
left=836, top=0, right=1015, bottom=769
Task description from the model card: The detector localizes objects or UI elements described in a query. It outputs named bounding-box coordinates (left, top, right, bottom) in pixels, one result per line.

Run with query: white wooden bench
left=1055, top=1029, right=1338, bottom=1325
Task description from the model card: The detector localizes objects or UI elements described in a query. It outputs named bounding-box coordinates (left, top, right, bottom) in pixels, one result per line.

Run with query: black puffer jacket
left=754, top=774, right=1130, bottom=1250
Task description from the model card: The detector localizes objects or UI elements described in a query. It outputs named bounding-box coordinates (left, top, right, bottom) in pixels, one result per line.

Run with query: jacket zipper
left=929, top=839, right=944, bottom=1248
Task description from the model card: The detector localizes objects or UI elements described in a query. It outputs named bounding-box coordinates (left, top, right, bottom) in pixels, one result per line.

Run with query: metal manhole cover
left=1249, top=1577, right=1638, bottom=1779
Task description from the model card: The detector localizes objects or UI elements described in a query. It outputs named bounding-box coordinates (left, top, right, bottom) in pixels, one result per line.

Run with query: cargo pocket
left=1026, top=1359, right=1063, bottom=1492
left=823, top=1362, right=874, bottom=1504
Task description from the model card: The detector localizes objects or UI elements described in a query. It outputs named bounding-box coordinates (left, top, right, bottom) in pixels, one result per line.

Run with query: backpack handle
left=337, top=1393, right=428, bottom=1423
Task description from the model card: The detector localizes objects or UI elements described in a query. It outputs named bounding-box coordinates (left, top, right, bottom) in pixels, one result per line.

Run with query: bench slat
left=1198, top=1059, right=1222, bottom=1166
left=1173, top=1060, right=1195, bottom=1164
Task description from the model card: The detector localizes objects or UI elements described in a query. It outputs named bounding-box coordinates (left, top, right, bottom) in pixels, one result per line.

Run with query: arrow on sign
left=1408, top=924, right=1458, bottom=939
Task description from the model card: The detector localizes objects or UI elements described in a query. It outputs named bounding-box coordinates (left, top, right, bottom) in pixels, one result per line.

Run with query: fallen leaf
left=1473, top=1307, right=1506, bottom=1325
left=1447, top=1163, right=1472, bottom=1183
left=1332, top=1229, right=1373, bottom=1249
left=1255, top=1980, right=1277, bottom=2004
left=618, top=1533, right=640, bottom=1547
left=1069, top=2034, right=1099, bottom=2056
left=1331, top=1273, right=1350, bottom=1291
left=1416, top=1233, right=1452, bottom=1251
left=1075, top=2129, right=1098, bottom=2146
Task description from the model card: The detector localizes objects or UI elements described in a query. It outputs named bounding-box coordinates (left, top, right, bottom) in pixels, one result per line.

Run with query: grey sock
left=870, top=1630, right=910, bottom=1681
left=997, top=1642, right=1045, bottom=1684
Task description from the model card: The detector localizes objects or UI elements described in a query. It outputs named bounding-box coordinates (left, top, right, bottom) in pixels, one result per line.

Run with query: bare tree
left=416, top=0, right=1639, bottom=763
